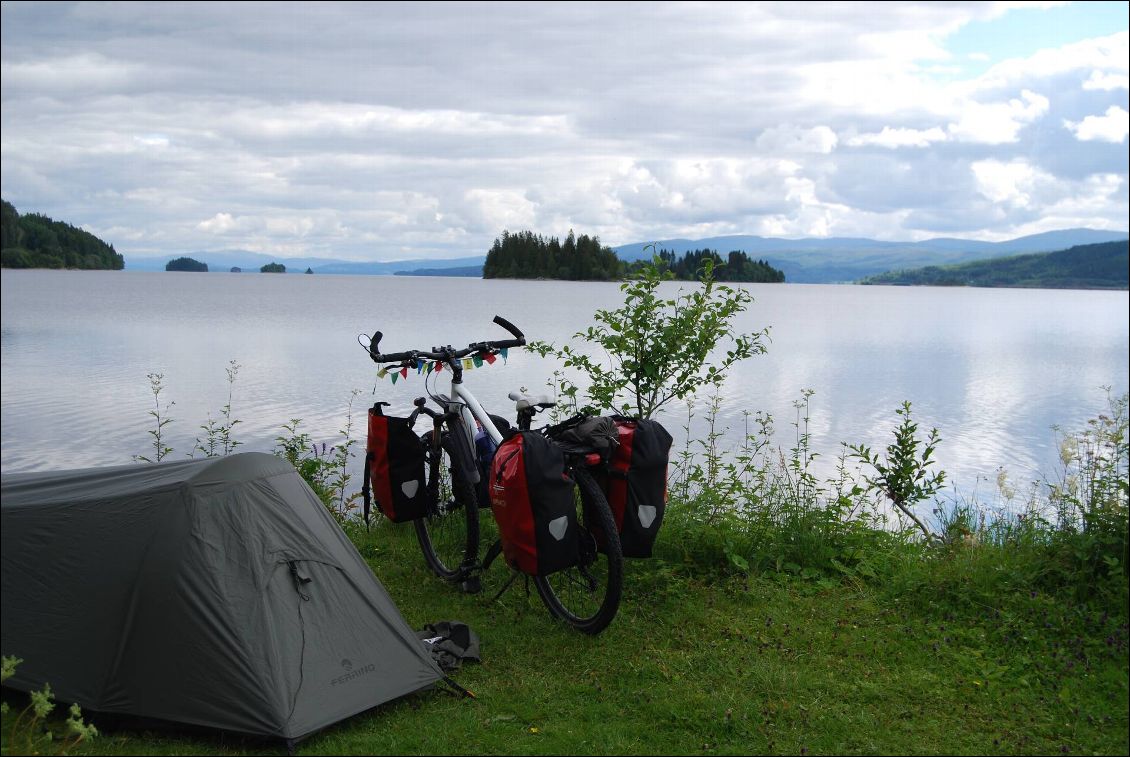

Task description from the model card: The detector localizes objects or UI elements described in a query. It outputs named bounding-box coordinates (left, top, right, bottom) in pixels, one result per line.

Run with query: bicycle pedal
left=460, top=575, right=482, bottom=594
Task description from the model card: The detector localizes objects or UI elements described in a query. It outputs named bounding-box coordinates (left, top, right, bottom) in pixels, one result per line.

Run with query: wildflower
left=1059, top=437, right=1078, bottom=467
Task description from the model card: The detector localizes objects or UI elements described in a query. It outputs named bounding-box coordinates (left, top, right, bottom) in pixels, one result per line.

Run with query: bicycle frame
left=438, top=370, right=504, bottom=455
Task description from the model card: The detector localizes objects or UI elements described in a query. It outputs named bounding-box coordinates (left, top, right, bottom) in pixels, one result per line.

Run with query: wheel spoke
left=414, top=430, right=479, bottom=582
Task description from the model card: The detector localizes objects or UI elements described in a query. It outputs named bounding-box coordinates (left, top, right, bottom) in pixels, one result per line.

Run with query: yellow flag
left=463, top=358, right=474, bottom=370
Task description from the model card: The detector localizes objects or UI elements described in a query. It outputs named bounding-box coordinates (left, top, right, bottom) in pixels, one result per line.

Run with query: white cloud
left=947, top=90, right=1050, bottom=144
left=225, top=103, right=571, bottom=141
left=0, top=53, right=153, bottom=94
left=755, top=125, right=839, bottom=154
left=462, top=189, right=538, bottom=235
left=132, top=134, right=170, bottom=148
left=847, top=126, right=949, bottom=148
left=1083, top=69, right=1130, bottom=91
left=1064, top=106, right=1130, bottom=143
left=979, top=31, right=1129, bottom=89
left=197, top=213, right=237, bottom=234
left=971, top=159, right=1043, bottom=207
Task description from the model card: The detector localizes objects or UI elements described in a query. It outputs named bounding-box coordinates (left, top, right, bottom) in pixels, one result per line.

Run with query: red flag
left=435, top=361, right=443, bottom=372
left=400, top=367, right=408, bottom=379
left=483, top=352, right=497, bottom=365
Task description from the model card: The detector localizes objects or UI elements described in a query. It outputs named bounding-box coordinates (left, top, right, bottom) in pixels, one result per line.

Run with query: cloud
left=197, top=212, right=236, bottom=234
left=1064, top=105, right=1130, bottom=142
left=847, top=127, right=949, bottom=148
left=1083, top=69, right=1130, bottom=91
left=1, top=3, right=1126, bottom=261
left=947, top=90, right=1050, bottom=144
left=971, top=159, right=1045, bottom=207
left=755, top=125, right=839, bottom=154
left=0, top=52, right=158, bottom=94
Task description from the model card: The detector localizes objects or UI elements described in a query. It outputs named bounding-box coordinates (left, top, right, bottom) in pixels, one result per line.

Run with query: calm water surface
left=2, top=270, right=1127, bottom=510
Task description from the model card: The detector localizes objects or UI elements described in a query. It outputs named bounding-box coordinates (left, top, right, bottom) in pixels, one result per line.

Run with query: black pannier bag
left=362, top=402, right=428, bottom=523
left=550, top=415, right=620, bottom=461
left=488, top=431, right=578, bottom=576
left=599, top=417, right=673, bottom=558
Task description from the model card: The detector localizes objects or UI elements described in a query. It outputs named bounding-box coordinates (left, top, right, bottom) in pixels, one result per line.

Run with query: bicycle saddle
left=508, top=390, right=555, bottom=411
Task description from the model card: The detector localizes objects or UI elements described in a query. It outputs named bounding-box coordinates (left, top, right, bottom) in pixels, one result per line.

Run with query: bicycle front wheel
left=534, top=467, right=623, bottom=635
left=414, top=430, right=479, bottom=584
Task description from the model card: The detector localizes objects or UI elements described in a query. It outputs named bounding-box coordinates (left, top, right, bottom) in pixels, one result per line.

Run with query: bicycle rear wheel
left=414, top=430, right=479, bottom=585
left=534, top=467, right=623, bottom=635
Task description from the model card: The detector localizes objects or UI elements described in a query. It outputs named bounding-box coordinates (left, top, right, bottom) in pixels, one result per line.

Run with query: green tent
left=1, top=452, right=444, bottom=743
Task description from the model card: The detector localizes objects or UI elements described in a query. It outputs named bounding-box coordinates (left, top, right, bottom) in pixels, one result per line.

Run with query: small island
left=482, top=229, right=785, bottom=282
left=260, top=262, right=286, bottom=273
left=166, top=256, right=208, bottom=272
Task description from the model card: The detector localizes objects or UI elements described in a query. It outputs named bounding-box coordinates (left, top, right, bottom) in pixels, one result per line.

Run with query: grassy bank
left=4, top=518, right=1125, bottom=756
left=4, top=369, right=1126, bottom=754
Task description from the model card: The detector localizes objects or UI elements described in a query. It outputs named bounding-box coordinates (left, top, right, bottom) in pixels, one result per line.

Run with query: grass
left=7, top=520, right=1124, bottom=757
left=4, top=362, right=1125, bottom=755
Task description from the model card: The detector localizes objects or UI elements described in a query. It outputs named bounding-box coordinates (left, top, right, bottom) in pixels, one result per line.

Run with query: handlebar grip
left=369, top=331, right=383, bottom=361
left=369, top=330, right=417, bottom=364
left=374, top=350, right=415, bottom=364
left=493, top=315, right=524, bottom=339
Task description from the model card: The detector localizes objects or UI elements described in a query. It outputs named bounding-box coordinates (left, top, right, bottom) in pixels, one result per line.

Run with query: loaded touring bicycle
left=360, top=316, right=626, bottom=634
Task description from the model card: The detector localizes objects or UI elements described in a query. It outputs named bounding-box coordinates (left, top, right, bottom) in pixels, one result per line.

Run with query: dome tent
left=0, top=452, right=445, bottom=743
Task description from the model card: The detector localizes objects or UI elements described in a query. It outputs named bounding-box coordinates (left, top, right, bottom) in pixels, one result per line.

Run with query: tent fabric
left=0, top=452, right=444, bottom=741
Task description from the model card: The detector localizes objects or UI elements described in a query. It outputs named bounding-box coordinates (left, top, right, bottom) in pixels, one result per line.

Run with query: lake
left=2, top=269, right=1127, bottom=514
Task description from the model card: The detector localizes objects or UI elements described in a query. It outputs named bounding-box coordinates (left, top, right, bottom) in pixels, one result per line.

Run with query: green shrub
left=1, top=656, right=97, bottom=755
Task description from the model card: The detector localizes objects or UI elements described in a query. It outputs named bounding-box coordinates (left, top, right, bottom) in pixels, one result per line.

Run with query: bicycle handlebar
left=367, top=315, right=526, bottom=365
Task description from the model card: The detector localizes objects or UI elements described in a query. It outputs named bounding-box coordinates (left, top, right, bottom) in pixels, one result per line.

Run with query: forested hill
left=859, top=240, right=1129, bottom=290
left=1, top=199, right=124, bottom=270
left=483, top=229, right=621, bottom=280
left=643, top=248, right=785, bottom=282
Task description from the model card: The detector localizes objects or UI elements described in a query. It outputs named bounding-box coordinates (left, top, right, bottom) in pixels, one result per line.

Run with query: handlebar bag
left=597, top=417, right=673, bottom=558
left=488, top=431, right=578, bottom=576
left=362, top=403, right=427, bottom=523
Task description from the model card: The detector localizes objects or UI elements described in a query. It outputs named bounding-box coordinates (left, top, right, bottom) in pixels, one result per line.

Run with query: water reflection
left=2, top=271, right=1126, bottom=515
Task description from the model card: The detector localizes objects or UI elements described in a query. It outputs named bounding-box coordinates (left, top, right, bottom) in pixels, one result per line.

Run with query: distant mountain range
left=123, top=228, right=1129, bottom=284
left=612, top=228, right=1130, bottom=283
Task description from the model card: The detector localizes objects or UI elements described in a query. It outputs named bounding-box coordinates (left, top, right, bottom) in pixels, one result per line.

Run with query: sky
left=1, top=1, right=1128, bottom=263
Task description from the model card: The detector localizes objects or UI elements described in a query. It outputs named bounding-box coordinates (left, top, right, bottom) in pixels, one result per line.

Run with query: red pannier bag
left=362, top=402, right=428, bottom=523
left=488, top=431, right=578, bottom=576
